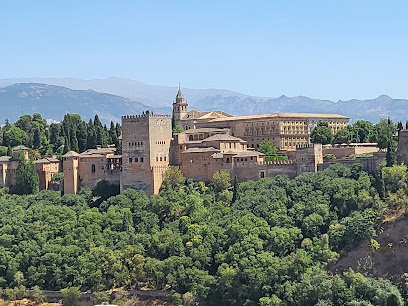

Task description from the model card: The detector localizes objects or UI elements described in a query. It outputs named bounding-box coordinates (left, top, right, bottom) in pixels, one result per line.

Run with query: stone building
left=397, top=129, right=408, bottom=165
left=173, top=88, right=349, bottom=150
left=120, top=114, right=172, bottom=195
left=59, top=89, right=350, bottom=195
left=35, top=156, right=61, bottom=190
left=62, top=147, right=121, bottom=194
left=0, top=145, right=60, bottom=191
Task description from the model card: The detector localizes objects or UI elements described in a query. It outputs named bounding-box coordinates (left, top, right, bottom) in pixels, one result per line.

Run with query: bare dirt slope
left=330, top=214, right=408, bottom=290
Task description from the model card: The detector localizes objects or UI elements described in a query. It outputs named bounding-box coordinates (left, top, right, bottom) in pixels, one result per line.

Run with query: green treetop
left=310, top=121, right=333, bottom=145
left=258, top=140, right=278, bottom=155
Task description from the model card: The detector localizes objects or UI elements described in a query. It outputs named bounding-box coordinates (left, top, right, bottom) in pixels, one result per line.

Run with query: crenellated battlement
left=151, top=165, right=171, bottom=172
left=122, top=114, right=171, bottom=121
left=235, top=160, right=295, bottom=167
left=296, top=143, right=315, bottom=150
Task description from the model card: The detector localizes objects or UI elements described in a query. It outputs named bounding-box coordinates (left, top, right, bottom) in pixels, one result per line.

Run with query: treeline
left=312, top=118, right=399, bottom=166
left=0, top=113, right=121, bottom=156
left=311, top=118, right=399, bottom=146
left=0, top=163, right=406, bottom=305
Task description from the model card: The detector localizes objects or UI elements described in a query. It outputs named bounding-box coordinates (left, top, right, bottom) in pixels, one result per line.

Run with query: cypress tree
left=386, top=139, right=397, bottom=167
left=232, top=175, right=239, bottom=203
left=87, top=119, right=97, bottom=149
left=115, top=122, right=121, bottom=139
left=7, top=145, right=12, bottom=156
left=102, top=125, right=109, bottom=147
left=63, top=136, right=70, bottom=154
left=397, top=121, right=403, bottom=133
left=15, top=151, right=39, bottom=195
left=77, top=121, right=88, bottom=153
left=172, top=111, right=176, bottom=130
left=32, top=127, right=41, bottom=149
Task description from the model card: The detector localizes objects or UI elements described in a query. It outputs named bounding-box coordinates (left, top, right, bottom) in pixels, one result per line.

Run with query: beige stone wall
left=295, top=144, right=323, bottom=175
left=180, top=151, right=219, bottom=182
left=121, top=114, right=172, bottom=195
left=323, top=146, right=380, bottom=160
left=233, top=161, right=297, bottom=181
left=398, top=130, right=408, bottom=164
left=63, top=156, right=79, bottom=194
left=319, top=152, right=386, bottom=173
left=78, top=156, right=120, bottom=189
left=0, top=160, right=18, bottom=188
left=0, top=162, right=9, bottom=188
left=35, top=162, right=60, bottom=190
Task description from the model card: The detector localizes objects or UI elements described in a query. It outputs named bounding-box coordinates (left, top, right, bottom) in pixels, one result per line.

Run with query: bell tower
left=172, top=84, right=188, bottom=124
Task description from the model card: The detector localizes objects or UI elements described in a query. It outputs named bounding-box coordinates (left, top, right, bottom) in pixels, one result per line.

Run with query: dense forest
left=0, top=162, right=407, bottom=305
left=0, top=113, right=121, bottom=156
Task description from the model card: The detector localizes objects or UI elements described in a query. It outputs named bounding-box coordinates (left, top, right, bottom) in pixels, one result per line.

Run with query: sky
left=1, top=0, right=407, bottom=101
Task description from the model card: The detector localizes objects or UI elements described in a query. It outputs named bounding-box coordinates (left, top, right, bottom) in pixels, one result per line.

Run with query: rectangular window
left=156, top=157, right=159, bottom=161
left=140, top=157, right=144, bottom=162
left=135, top=157, right=138, bottom=162
left=129, top=158, right=132, bottom=163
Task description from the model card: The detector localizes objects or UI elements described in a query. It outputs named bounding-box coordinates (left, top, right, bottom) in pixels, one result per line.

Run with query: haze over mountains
left=0, top=77, right=407, bottom=124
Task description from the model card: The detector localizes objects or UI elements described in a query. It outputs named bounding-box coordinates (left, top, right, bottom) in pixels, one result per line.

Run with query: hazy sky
left=1, top=1, right=407, bottom=101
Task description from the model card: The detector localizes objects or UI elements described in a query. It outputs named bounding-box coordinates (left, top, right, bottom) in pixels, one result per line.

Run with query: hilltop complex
left=1, top=88, right=396, bottom=195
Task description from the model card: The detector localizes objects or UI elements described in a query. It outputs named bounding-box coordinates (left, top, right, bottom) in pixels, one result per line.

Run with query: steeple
left=174, top=84, right=187, bottom=105
left=173, top=84, right=188, bottom=123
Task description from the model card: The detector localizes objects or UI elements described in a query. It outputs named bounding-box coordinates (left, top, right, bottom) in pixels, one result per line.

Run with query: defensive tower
left=120, top=113, right=172, bottom=195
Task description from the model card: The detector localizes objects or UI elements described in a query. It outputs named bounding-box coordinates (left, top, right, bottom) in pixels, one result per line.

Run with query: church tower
left=172, top=85, right=188, bottom=124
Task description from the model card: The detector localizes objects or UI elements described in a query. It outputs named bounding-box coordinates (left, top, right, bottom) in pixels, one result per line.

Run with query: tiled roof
left=182, top=128, right=230, bottom=134
left=181, top=147, right=220, bottom=153
left=12, top=145, right=30, bottom=151
left=207, top=112, right=349, bottom=122
left=203, top=134, right=246, bottom=142
left=34, top=157, right=60, bottom=164
left=62, top=151, right=80, bottom=157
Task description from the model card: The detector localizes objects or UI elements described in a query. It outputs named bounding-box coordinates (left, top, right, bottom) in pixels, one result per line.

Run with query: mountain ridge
left=1, top=78, right=408, bottom=123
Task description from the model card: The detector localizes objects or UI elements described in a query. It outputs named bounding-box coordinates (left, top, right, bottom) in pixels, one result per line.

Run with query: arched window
left=91, top=164, right=96, bottom=173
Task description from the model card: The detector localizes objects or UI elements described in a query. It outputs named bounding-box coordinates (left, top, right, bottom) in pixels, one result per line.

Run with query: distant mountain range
left=1, top=78, right=408, bottom=124
left=0, top=83, right=158, bottom=123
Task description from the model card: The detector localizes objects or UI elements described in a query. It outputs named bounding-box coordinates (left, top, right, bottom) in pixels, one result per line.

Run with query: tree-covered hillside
left=0, top=113, right=121, bottom=157
left=0, top=164, right=406, bottom=305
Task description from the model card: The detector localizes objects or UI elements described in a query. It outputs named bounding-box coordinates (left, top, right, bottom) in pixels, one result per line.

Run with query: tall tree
left=77, top=121, right=88, bottom=153
left=3, top=126, right=28, bottom=147
left=15, top=151, right=39, bottom=195
left=386, top=138, right=397, bottom=167
left=87, top=119, right=97, bottom=149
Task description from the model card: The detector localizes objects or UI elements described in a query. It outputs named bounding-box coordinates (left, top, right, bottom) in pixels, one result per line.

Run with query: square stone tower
left=397, top=129, right=408, bottom=165
left=121, top=113, right=172, bottom=195
left=62, top=151, right=80, bottom=194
